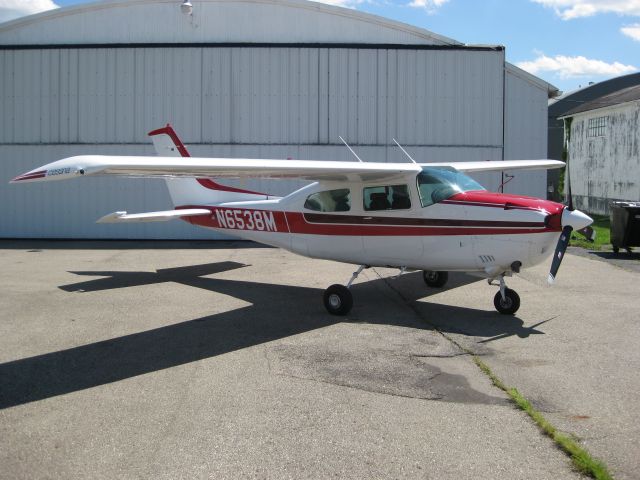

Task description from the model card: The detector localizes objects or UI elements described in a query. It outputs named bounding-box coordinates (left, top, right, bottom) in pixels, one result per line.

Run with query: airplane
left=11, top=124, right=593, bottom=316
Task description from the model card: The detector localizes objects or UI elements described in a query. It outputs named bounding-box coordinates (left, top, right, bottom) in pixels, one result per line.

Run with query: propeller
left=547, top=157, right=593, bottom=285
left=548, top=225, right=573, bottom=284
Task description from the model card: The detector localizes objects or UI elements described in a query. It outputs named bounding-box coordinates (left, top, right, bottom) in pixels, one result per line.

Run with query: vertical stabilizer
left=148, top=125, right=272, bottom=206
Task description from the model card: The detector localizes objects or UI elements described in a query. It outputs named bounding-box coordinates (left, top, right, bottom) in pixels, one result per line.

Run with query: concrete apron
left=1, top=240, right=631, bottom=478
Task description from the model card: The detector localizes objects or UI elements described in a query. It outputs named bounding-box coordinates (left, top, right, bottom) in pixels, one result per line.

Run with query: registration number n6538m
left=214, top=209, right=278, bottom=232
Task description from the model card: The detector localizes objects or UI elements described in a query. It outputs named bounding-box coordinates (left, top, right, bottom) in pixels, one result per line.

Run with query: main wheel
left=493, top=288, right=520, bottom=315
left=612, top=245, right=620, bottom=253
left=423, top=270, right=448, bottom=288
left=323, top=284, right=353, bottom=316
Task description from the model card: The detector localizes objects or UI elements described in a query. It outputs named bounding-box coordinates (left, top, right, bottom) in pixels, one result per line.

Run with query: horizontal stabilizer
left=96, top=208, right=211, bottom=224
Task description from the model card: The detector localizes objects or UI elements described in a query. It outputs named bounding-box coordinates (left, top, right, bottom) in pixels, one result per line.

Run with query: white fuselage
left=180, top=176, right=564, bottom=275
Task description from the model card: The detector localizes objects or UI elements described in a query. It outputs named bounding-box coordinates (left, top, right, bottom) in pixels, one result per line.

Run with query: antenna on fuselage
left=392, top=138, right=417, bottom=164
left=338, top=136, right=364, bottom=163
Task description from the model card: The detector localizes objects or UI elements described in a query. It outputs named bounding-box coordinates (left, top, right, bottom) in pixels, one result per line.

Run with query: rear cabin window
left=363, top=185, right=411, bottom=211
left=304, top=189, right=351, bottom=212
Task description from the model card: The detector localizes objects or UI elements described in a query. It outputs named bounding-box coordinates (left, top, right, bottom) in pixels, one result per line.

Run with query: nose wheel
left=491, top=275, right=520, bottom=315
left=493, top=288, right=520, bottom=315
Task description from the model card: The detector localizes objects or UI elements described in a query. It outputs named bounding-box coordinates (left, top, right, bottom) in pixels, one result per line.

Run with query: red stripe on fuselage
left=177, top=206, right=557, bottom=236
left=287, top=212, right=550, bottom=236
left=302, top=213, right=544, bottom=228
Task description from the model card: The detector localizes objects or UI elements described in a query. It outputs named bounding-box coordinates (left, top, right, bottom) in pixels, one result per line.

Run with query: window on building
left=363, top=185, right=411, bottom=211
left=304, top=189, right=351, bottom=212
left=587, top=116, right=608, bottom=137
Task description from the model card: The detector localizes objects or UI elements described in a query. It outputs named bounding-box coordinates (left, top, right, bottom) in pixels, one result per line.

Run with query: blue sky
left=1, top=0, right=639, bottom=94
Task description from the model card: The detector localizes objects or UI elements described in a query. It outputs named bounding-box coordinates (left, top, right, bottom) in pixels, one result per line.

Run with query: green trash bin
left=610, top=201, right=640, bottom=253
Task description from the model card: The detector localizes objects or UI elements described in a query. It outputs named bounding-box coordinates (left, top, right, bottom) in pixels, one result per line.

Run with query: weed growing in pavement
left=471, top=356, right=613, bottom=480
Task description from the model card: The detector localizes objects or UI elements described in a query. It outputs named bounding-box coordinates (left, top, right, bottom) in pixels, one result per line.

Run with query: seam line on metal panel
left=0, top=43, right=505, bottom=51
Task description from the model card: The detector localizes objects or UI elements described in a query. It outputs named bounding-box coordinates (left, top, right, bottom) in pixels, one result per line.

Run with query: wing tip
left=96, top=211, right=127, bottom=224
left=10, top=170, right=47, bottom=183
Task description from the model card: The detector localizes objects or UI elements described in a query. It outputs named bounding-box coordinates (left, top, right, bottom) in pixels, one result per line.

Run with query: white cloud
left=517, top=53, right=638, bottom=79
left=621, top=23, right=640, bottom=40
left=531, top=0, right=640, bottom=20
left=0, top=0, right=59, bottom=23
left=408, top=0, right=450, bottom=11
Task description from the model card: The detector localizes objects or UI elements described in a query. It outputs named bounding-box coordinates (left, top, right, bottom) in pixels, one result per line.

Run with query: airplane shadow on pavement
left=0, top=262, right=548, bottom=409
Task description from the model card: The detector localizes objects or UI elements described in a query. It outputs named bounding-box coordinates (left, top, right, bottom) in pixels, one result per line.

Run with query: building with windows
left=1, top=0, right=557, bottom=239
left=547, top=72, right=640, bottom=202
left=559, top=84, right=640, bottom=215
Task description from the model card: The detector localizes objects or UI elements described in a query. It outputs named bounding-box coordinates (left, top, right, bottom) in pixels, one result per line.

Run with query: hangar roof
left=549, top=72, right=640, bottom=118
left=0, top=0, right=460, bottom=46
left=561, top=84, right=640, bottom=117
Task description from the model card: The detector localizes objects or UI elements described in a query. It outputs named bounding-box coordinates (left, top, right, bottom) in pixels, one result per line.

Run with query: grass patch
left=471, top=356, right=613, bottom=480
left=570, top=214, right=610, bottom=251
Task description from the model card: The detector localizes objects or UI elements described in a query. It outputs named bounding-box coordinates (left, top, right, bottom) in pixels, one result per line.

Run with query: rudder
left=148, top=124, right=272, bottom=206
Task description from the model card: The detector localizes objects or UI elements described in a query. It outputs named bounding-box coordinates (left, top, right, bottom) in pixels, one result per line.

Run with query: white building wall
left=569, top=102, right=640, bottom=214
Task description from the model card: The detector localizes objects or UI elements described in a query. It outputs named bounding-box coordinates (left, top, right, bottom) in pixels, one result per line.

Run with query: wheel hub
left=328, top=294, right=341, bottom=309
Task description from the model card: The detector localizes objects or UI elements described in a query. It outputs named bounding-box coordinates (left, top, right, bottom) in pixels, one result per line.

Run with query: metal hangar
left=0, top=0, right=558, bottom=239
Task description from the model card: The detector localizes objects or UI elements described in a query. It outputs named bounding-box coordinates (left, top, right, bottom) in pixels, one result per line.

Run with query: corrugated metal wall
left=0, top=47, right=504, bottom=145
left=1, top=45, right=524, bottom=239
left=502, top=68, right=549, bottom=197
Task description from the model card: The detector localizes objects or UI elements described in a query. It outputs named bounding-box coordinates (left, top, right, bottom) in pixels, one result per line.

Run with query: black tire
left=423, top=270, right=448, bottom=288
left=493, top=288, right=520, bottom=315
left=612, top=246, right=620, bottom=253
left=323, top=284, right=353, bottom=316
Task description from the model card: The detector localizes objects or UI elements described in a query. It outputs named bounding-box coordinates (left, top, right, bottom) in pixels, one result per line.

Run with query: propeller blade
left=548, top=225, right=573, bottom=285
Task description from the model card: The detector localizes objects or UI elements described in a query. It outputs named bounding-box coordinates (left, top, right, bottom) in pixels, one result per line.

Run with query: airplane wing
left=11, top=155, right=564, bottom=184
left=442, top=159, right=565, bottom=173
left=96, top=208, right=211, bottom=223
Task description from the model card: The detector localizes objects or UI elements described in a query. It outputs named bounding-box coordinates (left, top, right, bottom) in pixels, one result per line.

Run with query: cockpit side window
left=363, top=185, right=411, bottom=211
left=304, top=189, right=351, bottom=212
left=417, top=167, right=485, bottom=207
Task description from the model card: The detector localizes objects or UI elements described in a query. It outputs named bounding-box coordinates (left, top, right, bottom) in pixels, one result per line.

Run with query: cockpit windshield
left=416, top=167, right=485, bottom=207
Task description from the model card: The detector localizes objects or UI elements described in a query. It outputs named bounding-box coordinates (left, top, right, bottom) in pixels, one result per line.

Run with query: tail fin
left=148, top=124, right=272, bottom=206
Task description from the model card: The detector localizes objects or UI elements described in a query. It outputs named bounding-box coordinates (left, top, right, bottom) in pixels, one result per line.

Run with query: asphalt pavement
left=0, top=240, right=637, bottom=479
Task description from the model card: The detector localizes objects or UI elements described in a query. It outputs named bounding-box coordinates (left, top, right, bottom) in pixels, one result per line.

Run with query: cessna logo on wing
left=214, top=208, right=278, bottom=232
left=46, top=167, right=72, bottom=176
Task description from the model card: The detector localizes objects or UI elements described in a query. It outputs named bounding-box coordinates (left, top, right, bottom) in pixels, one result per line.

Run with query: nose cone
left=562, top=208, right=593, bottom=231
